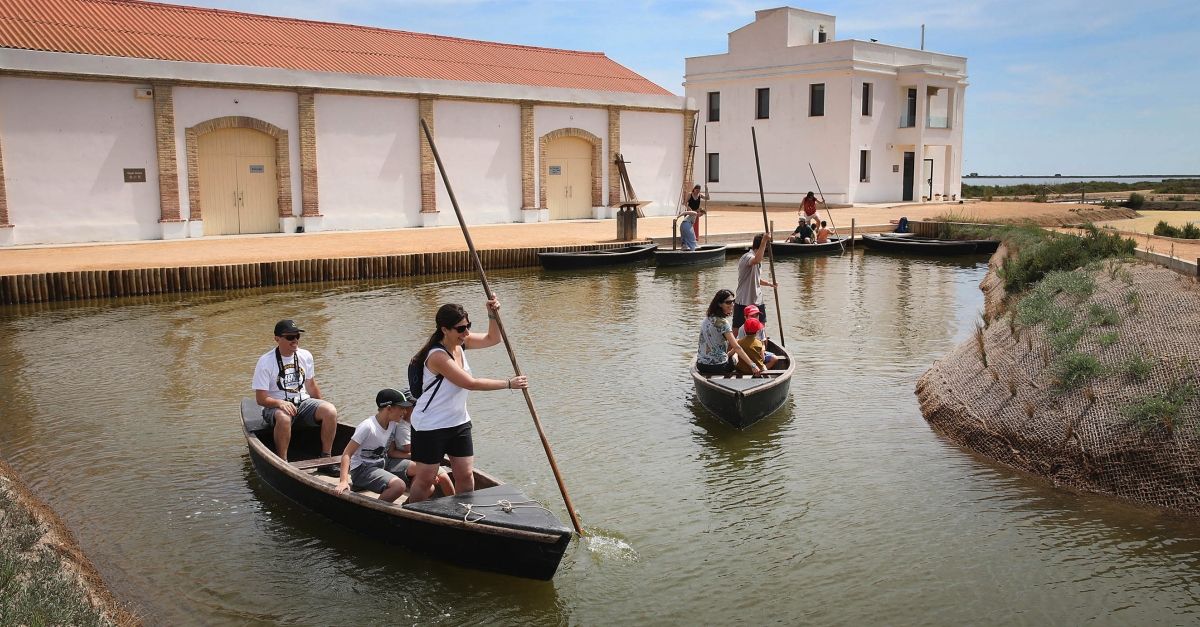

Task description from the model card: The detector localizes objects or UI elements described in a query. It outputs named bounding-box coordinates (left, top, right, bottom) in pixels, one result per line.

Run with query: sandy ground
left=0, top=201, right=1158, bottom=276
left=1096, top=210, right=1200, bottom=233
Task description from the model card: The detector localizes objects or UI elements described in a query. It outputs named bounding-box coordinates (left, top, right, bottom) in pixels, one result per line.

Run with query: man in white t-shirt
left=335, top=388, right=414, bottom=503
left=252, top=319, right=338, bottom=462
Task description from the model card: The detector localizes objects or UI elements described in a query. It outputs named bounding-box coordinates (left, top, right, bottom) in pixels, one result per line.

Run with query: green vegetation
left=1097, top=331, right=1119, bottom=347
left=1153, top=220, right=1200, bottom=239
left=1122, top=382, right=1197, bottom=434
left=1124, top=192, right=1146, bottom=209
left=961, top=177, right=1200, bottom=199
left=0, top=491, right=115, bottom=627
left=998, top=225, right=1135, bottom=293
left=1088, top=304, right=1120, bottom=326
left=1053, top=352, right=1105, bottom=390
left=1121, top=355, right=1155, bottom=382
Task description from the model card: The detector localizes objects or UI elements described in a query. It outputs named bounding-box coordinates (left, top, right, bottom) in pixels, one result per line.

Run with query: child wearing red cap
left=735, top=317, right=774, bottom=375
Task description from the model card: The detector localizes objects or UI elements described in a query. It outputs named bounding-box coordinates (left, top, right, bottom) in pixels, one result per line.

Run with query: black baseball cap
left=377, top=388, right=415, bottom=408
left=274, top=319, right=305, bottom=336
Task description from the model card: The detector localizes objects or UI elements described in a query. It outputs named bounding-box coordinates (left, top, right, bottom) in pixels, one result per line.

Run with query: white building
left=685, top=7, right=968, bottom=205
left=0, top=0, right=688, bottom=246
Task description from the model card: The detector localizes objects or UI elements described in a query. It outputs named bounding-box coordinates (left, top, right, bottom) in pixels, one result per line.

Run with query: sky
left=175, top=0, right=1200, bottom=176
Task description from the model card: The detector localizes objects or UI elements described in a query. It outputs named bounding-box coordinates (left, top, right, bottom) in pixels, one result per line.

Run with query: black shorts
left=696, top=359, right=735, bottom=375
left=410, top=422, right=474, bottom=464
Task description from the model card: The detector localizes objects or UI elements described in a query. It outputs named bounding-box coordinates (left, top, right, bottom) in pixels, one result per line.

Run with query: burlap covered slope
left=917, top=245, right=1200, bottom=514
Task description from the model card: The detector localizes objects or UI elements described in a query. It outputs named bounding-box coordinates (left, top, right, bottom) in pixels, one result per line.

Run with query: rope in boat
left=458, top=499, right=552, bottom=523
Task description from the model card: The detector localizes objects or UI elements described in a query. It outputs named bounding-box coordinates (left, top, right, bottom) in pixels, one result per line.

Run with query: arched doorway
left=544, top=136, right=593, bottom=220
left=197, top=128, right=280, bottom=235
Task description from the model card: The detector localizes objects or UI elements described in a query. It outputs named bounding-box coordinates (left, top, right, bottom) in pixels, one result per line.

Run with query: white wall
left=173, top=86, right=299, bottom=219
left=533, top=106, right=608, bottom=206
left=315, top=93, right=420, bottom=230
left=429, top=100, right=522, bottom=226
left=620, top=111, right=683, bottom=216
left=0, top=76, right=160, bottom=244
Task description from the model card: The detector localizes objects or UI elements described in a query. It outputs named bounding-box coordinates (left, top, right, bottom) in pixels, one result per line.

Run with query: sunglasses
left=452, top=322, right=472, bottom=333
left=722, top=299, right=735, bottom=305
left=280, top=334, right=301, bottom=341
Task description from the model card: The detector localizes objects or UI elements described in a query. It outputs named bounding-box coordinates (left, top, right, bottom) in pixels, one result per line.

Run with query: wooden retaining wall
left=0, top=243, right=631, bottom=305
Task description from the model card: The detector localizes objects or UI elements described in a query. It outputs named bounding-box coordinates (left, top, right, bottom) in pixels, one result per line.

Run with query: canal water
left=3, top=250, right=1200, bottom=625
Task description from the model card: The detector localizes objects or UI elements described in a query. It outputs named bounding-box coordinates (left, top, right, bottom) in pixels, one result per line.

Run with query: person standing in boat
left=734, top=232, right=776, bottom=331
left=252, top=319, right=338, bottom=462
left=678, top=207, right=705, bottom=251
left=406, top=299, right=528, bottom=503
left=696, top=289, right=764, bottom=376
left=800, top=191, right=822, bottom=224
left=685, top=184, right=709, bottom=241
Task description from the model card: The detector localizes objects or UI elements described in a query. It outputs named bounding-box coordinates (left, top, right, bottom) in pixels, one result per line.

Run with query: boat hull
left=861, top=233, right=980, bottom=255
left=771, top=237, right=847, bottom=256
left=691, top=340, right=794, bottom=429
left=538, top=243, right=658, bottom=270
left=242, top=402, right=572, bottom=580
left=654, top=244, right=727, bottom=266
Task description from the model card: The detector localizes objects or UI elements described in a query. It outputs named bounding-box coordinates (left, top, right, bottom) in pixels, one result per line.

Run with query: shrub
left=1088, top=304, right=1120, bottom=326
left=1097, top=331, right=1119, bottom=346
left=1053, top=352, right=1104, bottom=389
left=1183, top=223, right=1200, bottom=239
left=1154, top=220, right=1181, bottom=237
left=1124, top=192, right=1145, bottom=209
left=1168, top=195, right=1185, bottom=201
left=1000, top=226, right=1132, bottom=293
left=1122, top=354, right=1154, bottom=381
left=1122, top=382, right=1197, bottom=434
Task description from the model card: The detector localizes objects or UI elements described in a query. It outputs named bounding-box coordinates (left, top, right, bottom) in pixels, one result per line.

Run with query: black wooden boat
left=861, top=233, right=979, bottom=255
left=771, top=237, right=848, bottom=255
left=240, top=400, right=573, bottom=580
left=654, top=243, right=727, bottom=266
left=537, top=243, right=657, bottom=270
left=691, top=339, right=794, bottom=429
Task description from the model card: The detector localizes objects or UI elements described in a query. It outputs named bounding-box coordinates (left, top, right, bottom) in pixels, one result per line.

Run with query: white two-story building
left=685, top=7, right=967, bottom=205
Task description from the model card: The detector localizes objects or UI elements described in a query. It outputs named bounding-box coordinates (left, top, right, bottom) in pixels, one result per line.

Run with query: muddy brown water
left=2, top=250, right=1200, bottom=625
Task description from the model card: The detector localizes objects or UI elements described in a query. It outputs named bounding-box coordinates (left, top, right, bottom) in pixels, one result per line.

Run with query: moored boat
left=771, top=237, right=848, bottom=256
left=537, top=243, right=658, bottom=270
left=239, top=399, right=573, bottom=580
left=861, top=233, right=979, bottom=255
left=654, top=244, right=727, bottom=267
left=691, top=339, right=794, bottom=429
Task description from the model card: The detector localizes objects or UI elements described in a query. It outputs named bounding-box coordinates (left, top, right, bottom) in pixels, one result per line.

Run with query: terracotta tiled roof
left=0, top=0, right=672, bottom=95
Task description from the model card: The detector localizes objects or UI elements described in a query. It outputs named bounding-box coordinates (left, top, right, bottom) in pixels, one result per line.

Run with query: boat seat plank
left=291, top=455, right=340, bottom=470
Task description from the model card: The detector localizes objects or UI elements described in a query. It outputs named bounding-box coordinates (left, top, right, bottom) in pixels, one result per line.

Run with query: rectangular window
left=707, top=91, right=720, bottom=122
left=859, top=150, right=871, bottom=182
left=810, top=83, right=825, bottom=117
left=706, top=153, right=720, bottom=183
left=901, top=88, right=917, bottom=127
left=755, top=88, right=770, bottom=119
left=861, top=82, right=872, bottom=116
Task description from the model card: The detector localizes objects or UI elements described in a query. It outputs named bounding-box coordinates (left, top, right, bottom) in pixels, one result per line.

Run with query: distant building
left=685, top=7, right=968, bottom=205
left=0, top=0, right=686, bottom=246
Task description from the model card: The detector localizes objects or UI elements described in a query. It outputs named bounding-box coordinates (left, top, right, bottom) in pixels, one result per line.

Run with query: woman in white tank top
left=405, top=298, right=529, bottom=503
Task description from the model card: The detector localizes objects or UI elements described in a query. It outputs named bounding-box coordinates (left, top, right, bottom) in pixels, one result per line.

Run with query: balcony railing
left=927, top=116, right=950, bottom=129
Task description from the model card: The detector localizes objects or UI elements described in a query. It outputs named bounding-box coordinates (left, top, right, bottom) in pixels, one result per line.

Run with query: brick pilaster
left=152, top=82, right=181, bottom=222
left=607, top=107, right=621, bottom=205
left=520, top=103, right=535, bottom=209
left=0, top=125, right=8, bottom=228
left=419, top=97, right=437, bottom=214
left=298, top=90, right=320, bottom=217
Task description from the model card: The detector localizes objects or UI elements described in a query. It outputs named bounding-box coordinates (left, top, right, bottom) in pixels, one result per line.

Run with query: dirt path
left=0, top=201, right=1144, bottom=276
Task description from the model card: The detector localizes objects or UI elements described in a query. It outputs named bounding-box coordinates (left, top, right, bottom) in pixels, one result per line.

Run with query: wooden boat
left=691, top=339, right=794, bottom=429
left=654, top=243, right=727, bottom=266
left=239, top=399, right=573, bottom=580
left=771, top=236, right=848, bottom=255
left=537, top=243, right=657, bottom=270
left=861, top=233, right=979, bottom=255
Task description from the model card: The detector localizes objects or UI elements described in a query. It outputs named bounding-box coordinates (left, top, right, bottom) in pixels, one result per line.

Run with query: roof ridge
left=86, top=0, right=609, bottom=58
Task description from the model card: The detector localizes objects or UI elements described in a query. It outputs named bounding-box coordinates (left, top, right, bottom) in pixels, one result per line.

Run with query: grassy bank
left=0, top=460, right=138, bottom=626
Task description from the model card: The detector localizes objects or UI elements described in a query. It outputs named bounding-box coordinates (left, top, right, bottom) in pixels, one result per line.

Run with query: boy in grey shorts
left=334, top=388, right=416, bottom=503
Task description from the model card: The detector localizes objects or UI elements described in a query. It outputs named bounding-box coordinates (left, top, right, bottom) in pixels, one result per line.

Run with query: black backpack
left=407, top=343, right=446, bottom=409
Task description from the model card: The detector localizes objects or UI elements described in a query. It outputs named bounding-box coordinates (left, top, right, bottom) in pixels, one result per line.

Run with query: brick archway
left=186, top=116, right=292, bottom=220
left=539, top=127, right=602, bottom=209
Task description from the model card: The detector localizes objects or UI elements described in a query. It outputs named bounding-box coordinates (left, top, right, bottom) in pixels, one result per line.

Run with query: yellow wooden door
left=198, top=128, right=278, bottom=235
left=545, top=137, right=592, bottom=220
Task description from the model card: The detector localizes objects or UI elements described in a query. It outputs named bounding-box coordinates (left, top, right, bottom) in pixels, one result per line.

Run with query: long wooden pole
left=808, top=163, right=844, bottom=253
left=750, top=127, right=785, bottom=348
left=702, top=124, right=709, bottom=244
left=677, top=115, right=700, bottom=216
left=419, top=119, right=584, bottom=537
